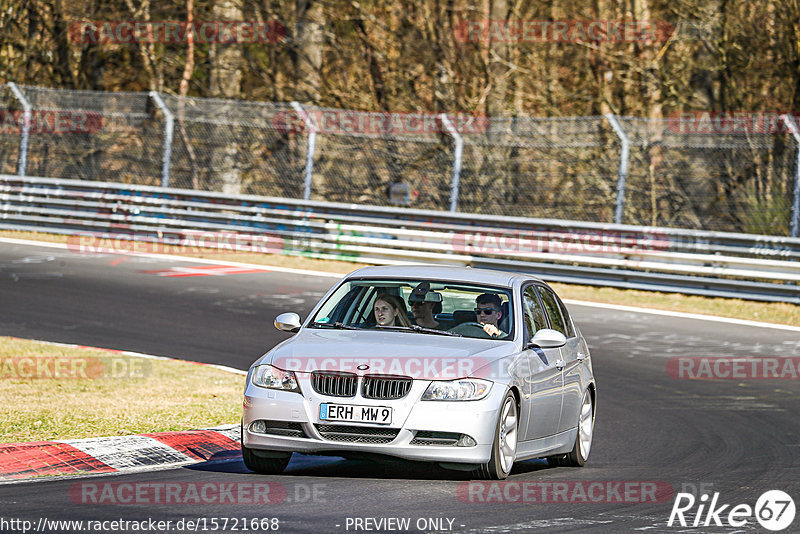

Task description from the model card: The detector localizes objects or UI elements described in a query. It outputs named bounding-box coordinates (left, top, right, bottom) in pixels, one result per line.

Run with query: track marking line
left=1, top=236, right=796, bottom=330
left=138, top=264, right=272, bottom=277
left=0, top=237, right=342, bottom=278
left=563, top=299, right=800, bottom=332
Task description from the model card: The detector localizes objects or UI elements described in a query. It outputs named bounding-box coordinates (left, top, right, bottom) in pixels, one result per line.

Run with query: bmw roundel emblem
left=357, top=363, right=370, bottom=370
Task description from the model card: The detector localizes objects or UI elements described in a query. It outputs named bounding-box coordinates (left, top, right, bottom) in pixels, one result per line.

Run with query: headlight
left=421, top=379, right=492, bottom=401
left=251, top=365, right=300, bottom=393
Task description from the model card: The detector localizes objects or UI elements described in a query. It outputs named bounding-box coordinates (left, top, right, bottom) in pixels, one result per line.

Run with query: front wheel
left=474, top=390, right=518, bottom=479
left=240, top=423, right=292, bottom=474
left=548, top=388, right=594, bottom=467
left=241, top=442, right=292, bottom=474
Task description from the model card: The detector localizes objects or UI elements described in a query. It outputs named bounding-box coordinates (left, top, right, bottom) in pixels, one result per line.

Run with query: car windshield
left=309, top=278, right=514, bottom=341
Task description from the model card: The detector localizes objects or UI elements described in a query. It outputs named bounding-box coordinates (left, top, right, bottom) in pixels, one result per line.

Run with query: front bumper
left=242, top=378, right=507, bottom=465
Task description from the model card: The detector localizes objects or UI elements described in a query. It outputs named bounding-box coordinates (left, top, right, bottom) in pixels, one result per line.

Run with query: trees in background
left=2, top=0, right=798, bottom=117
left=2, top=0, right=798, bottom=232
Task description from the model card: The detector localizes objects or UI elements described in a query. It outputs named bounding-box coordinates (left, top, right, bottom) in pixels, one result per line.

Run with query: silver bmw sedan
left=242, top=265, right=596, bottom=479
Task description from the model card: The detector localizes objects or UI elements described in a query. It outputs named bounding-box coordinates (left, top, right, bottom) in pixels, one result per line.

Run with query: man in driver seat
left=475, top=293, right=506, bottom=338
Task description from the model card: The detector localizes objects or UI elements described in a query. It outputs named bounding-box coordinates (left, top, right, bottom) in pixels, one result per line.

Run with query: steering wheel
left=449, top=322, right=492, bottom=338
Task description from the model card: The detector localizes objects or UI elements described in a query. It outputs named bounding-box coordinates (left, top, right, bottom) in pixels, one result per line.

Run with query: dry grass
left=1, top=229, right=797, bottom=326
left=0, top=337, right=244, bottom=443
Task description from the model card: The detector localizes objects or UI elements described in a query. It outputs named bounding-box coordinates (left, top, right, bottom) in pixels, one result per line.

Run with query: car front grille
left=315, top=424, right=400, bottom=444
left=362, top=375, right=412, bottom=400
left=311, top=372, right=358, bottom=397
left=410, top=431, right=461, bottom=446
left=310, top=372, right=412, bottom=400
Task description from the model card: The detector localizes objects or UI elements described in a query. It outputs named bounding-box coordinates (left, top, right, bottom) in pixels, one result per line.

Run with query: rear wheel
left=547, top=389, right=594, bottom=467
left=474, top=390, right=518, bottom=479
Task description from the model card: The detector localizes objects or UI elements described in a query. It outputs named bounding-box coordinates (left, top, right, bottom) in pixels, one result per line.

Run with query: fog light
left=251, top=420, right=267, bottom=434
left=457, top=434, right=477, bottom=447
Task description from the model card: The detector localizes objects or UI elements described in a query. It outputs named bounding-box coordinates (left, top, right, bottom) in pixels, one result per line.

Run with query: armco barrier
left=1, top=174, right=799, bottom=303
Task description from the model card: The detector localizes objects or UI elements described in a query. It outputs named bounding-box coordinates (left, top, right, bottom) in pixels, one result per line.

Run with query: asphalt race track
left=1, top=241, right=799, bottom=533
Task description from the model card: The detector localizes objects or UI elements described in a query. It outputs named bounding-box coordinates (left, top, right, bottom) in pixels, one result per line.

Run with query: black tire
left=241, top=443, right=292, bottom=474
left=474, top=390, right=518, bottom=479
left=547, top=389, right=594, bottom=468
left=240, top=423, right=292, bottom=474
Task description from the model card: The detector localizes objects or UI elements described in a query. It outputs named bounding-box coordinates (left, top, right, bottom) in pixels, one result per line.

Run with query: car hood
left=255, top=328, right=518, bottom=380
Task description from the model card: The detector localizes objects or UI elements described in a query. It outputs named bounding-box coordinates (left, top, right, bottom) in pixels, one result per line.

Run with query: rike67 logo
left=668, top=490, right=795, bottom=531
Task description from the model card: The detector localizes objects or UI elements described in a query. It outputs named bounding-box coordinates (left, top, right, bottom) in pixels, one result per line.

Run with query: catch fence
left=2, top=83, right=799, bottom=237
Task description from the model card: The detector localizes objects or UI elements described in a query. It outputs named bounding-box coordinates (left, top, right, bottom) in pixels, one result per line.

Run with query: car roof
left=344, top=264, right=544, bottom=288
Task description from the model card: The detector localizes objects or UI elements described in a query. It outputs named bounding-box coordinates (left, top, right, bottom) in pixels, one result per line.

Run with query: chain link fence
left=618, top=117, right=797, bottom=235
left=2, top=83, right=799, bottom=237
left=302, top=106, right=456, bottom=210
left=457, top=116, right=621, bottom=222
left=161, top=95, right=304, bottom=197
left=0, top=85, right=22, bottom=176
left=7, top=85, right=164, bottom=184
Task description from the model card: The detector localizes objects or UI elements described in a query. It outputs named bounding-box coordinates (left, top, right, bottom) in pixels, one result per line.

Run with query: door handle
left=577, top=352, right=586, bottom=361
left=555, top=359, right=565, bottom=370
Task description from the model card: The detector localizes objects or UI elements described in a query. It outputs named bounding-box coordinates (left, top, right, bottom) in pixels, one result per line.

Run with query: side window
left=522, top=286, right=548, bottom=340
left=554, top=294, right=576, bottom=338
left=536, top=286, right=567, bottom=335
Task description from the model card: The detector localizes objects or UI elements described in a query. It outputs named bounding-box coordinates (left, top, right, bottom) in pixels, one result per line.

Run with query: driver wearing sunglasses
left=475, top=293, right=505, bottom=337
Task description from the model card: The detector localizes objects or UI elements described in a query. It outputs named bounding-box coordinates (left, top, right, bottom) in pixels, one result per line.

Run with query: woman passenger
left=373, top=293, right=411, bottom=327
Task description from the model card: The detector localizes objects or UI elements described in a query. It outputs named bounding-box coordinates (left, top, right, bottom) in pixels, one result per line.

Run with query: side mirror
left=274, top=312, right=302, bottom=333
left=528, top=328, right=567, bottom=349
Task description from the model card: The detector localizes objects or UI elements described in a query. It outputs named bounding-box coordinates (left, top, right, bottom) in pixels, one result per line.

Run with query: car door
left=518, top=284, right=565, bottom=440
left=536, top=285, right=583, bottom=434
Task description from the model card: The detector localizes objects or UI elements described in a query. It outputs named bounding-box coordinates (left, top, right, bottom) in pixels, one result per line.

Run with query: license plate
left=319, top=403, right=392, bottom=425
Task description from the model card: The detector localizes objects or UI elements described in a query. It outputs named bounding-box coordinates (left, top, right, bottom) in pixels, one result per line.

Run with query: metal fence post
left=290, top=101, right=317, bottom=201
left=439, top=113, right=463, bottom=212
left=780, top=114, right=800, bottom=237
left=7, top=83, right=31, bottom=177
left=605, top=114, right=630, bottom=225
left=149, top=91, right=174, bottom=188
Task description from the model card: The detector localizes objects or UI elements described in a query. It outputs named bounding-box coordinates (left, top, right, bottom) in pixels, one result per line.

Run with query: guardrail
left=1, top=174, right=799, bottom=304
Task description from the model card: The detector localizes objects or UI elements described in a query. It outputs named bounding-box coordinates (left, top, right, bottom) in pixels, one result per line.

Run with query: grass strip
left=0, top=337, right=244, bottom=443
